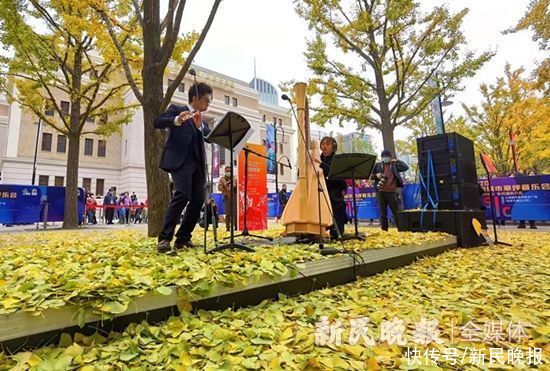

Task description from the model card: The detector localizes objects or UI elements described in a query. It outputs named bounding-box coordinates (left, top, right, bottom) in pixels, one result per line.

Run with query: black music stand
left=206, top=112, right=254, bottom=253
left=329, top=153, right=377, bottom=240
left=232, top=146, right=273, bottom=241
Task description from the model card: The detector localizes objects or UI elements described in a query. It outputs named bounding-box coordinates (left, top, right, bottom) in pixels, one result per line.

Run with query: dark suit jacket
left=154, top=104, right=211, bottom=172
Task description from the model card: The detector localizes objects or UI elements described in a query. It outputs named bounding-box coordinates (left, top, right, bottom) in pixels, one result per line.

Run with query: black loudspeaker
left=421, top=183, right=482, bottom=210
left=417, top=132, right=480, bottom=210
left=418, top=154, right=478, bottom=185
left=417, top=132, right=475, bottom=163
left=396, top=210, right=486, bottom=247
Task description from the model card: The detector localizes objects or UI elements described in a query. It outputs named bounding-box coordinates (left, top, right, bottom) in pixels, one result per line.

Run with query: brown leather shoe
left=174, top=240, right=194, bottom=250
left=157, top=240, right=171, bottom=253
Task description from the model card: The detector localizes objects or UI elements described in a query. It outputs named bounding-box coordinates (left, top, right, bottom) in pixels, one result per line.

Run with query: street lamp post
left=31, top=117, right=42, bottom=185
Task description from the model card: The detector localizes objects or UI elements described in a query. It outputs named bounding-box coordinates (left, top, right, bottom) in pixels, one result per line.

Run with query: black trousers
left=377, top=191, right=399, bottom=231
left=159, top=162, right=205, bottom=243
left=105, top=207, right=114, bottom=224
left=330, top=198, right=347, bottom=239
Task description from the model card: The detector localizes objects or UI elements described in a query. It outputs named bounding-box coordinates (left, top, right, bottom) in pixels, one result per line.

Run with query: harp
left=281, top=82, right=332, bottom=237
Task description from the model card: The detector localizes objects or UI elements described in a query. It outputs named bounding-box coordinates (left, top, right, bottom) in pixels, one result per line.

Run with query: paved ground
left=1, top=220, right=548, bottom=234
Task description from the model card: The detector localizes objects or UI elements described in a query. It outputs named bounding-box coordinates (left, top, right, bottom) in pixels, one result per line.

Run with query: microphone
left=189, top=68, right=197, bottom=76
left=281, top=94, right=291, bottom=102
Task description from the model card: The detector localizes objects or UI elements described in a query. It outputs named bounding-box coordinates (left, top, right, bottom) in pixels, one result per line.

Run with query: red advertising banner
left=238, top=144, right=268, bottom=231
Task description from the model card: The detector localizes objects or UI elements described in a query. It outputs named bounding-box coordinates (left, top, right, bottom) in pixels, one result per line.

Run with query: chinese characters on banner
left=479, top=175, right=550, bottom=221
left=237, top=144, right=268, bottom=231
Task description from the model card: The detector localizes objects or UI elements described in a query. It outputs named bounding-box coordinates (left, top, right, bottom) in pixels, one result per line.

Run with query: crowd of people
left=85, top=189, right=147, bottom=225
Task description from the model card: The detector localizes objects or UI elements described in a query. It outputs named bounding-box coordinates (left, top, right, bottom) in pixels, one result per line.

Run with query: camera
left=377, top=175, right=387, bottom=190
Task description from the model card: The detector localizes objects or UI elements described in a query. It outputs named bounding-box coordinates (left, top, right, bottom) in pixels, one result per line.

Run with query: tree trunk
left=63, top=133, right=80, bottom=228
left=143, top=103, right=170, bottom=237
left=63, top=46, right=83, bottom=229
left=380, top=123, right=396, bottom=156
left=142, top=2, right=170, bottom=237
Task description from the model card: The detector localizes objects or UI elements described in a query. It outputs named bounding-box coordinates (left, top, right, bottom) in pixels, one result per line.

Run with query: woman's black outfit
left=320, top=152, right=348, bottom=239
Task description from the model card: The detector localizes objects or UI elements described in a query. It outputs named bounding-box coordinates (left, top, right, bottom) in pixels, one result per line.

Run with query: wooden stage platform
left=1, top=236, right=456, bottom=352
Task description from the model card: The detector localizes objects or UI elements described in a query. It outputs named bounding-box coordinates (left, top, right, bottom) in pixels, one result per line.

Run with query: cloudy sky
left=184, top=0, right=544, bottom=151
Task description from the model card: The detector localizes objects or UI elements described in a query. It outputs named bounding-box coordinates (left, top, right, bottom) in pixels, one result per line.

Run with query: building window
left=45, top=100, right=55, bottom=116
left=41, top=133, right=52, bottom=151
left=262, top=114, right=266, bottom=122
left=280, top=163, right=284, bottom=176
left=60, top=101, right=70, bottom=116
left=86, top=115, right=95, bottom=123
left=38, top=175, right=49, bottom=186
left=124, top=140, right=127, bottom=156
left=54, top=176, right=64, bottom=186
left=224, top=95, right=230, bottom=105
left=84, top=138, right=93, bottom=156
left=178, top=83, right=185, bottom=93
left=168, top=79, right=174, bottom=88
left=96, top=179, right=105, bottom=196
left=232, top=97, right=238, bottom=107
left=57, top=135, right=66, bottom=153
left=98, top=140, right=106, bottom=157
left=82, top=178, right=92, bottom=192
left=279, top=143, right=283, bottom=152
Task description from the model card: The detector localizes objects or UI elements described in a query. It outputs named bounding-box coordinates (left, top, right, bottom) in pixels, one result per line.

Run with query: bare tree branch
left=161, top=0, right=222, bottom=111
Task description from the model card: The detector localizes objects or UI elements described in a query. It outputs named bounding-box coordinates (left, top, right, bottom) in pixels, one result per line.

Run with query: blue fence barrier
left=0, top=185, right=85, bottom=224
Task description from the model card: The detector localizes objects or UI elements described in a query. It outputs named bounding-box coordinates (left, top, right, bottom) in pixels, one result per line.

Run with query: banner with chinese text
left=238, top=144, right=268, bottom=230
left=0, top=185, right=85, bottom=224
left=479, top=175, right=549, bottom=221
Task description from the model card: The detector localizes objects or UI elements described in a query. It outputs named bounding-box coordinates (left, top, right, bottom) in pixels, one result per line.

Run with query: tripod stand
left=231, top=147, right=276, bottom=241
left=206, top=112, right=254, bottom=253
left=329, top=153, right=377, bottom=241
left=479, top=153, right=511, bottom=246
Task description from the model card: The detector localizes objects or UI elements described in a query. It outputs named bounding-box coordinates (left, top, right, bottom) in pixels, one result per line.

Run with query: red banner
left=238, top=144, right=268, bottom=231
left=480, top=153, right=498, bottom=175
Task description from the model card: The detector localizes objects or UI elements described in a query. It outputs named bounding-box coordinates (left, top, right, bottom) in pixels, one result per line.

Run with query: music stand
left=329, top=153, right=377, bottom=240
left=206, top=112, right=254, bottom=253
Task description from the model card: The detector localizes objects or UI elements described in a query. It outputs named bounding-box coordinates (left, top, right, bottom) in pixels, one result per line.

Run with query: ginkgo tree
left=0, top=0, right=136, bottom=228
left=89, top=0, right=222, bottom=237
left=293, top=0, right=493, bottom=155
left=508, top=0, right=549, bottom=93
left=462, top=64, right=550, bottom=175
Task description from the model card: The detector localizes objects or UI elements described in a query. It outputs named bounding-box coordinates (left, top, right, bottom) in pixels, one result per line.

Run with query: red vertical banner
left=238, top=144, right=267, bottom=231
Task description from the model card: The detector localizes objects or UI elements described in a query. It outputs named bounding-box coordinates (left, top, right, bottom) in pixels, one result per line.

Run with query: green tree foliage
left=293, top=0, right=493, bottom=154
left=0, top=0, right=136, bottom=228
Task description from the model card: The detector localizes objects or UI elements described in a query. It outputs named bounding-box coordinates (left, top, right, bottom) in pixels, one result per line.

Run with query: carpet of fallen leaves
left=0, top=226, right=447, bottom=317
left=1, top=230, right=548, bottom=370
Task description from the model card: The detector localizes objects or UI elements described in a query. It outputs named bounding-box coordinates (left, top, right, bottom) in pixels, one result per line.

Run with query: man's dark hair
left=188, top=82, right=213, bottom=102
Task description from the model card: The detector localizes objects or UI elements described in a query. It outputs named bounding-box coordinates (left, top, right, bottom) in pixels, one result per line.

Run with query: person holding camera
left=371, top=149, right=409, bottom=231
